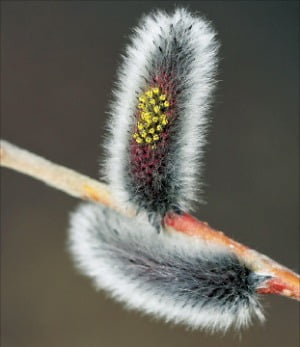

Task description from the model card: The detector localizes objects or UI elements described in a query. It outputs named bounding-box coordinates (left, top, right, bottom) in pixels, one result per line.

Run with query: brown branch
left=1, top=139, right=299, bottom=301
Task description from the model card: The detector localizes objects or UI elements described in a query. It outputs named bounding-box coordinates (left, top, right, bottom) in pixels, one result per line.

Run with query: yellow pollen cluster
left=133, top=87, right=170, bottom=145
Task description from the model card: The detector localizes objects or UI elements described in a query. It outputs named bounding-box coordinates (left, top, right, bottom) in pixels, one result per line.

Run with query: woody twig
left=1, top=139, right=299, bottom=301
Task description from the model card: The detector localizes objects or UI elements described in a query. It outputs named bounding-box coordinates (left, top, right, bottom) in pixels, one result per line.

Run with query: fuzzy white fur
left=69, top=8, right=266, bottom=332
left=103, top=8, right=219, bottom=212
left=68, top=203, right=265, bottom=332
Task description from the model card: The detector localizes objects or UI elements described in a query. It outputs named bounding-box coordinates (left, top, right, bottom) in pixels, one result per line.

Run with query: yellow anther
left=160, top=114, right=168, bottom=126
left=145, top=90, right=153, bottom=98
left=153, top=105, right=160, bottom=113
left=161, top=118, right=168, bottom=126
left=144, top=114, right=152, bottom=124
left=141, top=130, right=147, bottom=138
left=137, top=122, right=144, bottom=130
left=141, top=112, right=150, bottom=120
left=135, top=87, right=171, bottom=146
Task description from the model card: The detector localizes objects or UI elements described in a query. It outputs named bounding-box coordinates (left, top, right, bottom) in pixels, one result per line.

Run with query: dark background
left=1, top=1, right=299, bottom=346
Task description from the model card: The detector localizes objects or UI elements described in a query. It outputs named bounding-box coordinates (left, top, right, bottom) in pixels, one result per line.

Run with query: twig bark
left=1, top=139, right=299, bottom=300
left=0, top=140, right=132, bottom=214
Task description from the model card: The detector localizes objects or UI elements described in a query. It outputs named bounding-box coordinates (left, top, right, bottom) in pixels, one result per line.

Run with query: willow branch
left=0, top=140, right=133, bottom=215
left=1, top=139, right=299, bottom=301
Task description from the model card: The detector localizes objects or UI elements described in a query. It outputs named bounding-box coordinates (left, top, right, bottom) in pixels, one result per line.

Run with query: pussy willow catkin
left=103, top=8, right=218, bottom=223
left=68, top=8, right=269, bottom=332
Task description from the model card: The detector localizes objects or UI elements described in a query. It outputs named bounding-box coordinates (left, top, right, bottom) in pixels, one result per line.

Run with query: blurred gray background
left=1, top=1, right=299, bottom=346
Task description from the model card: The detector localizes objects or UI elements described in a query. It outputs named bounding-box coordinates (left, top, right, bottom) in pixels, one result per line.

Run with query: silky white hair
left=68, top=203, right=265, bottom=332
left=68, top=8, right=268, bottom=332
left=103, top=8, right=219, bottom=219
